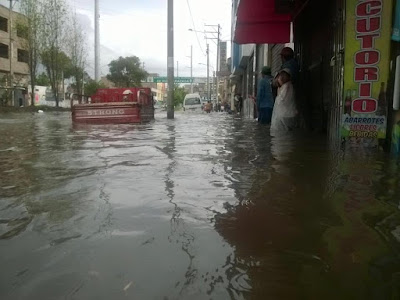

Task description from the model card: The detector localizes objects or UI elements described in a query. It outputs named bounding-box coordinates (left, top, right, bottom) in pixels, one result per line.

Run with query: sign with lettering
left=153, top=77, right=194, bottom=83
left=75, top=108, right=128, bottom=118
left=342, top=0, right=393, bottom=147
left=142, top=77, right=211, bottom=84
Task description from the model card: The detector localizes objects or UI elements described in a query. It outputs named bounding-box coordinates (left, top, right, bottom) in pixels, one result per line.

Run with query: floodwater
left=1, top=111, right=400, bottom=300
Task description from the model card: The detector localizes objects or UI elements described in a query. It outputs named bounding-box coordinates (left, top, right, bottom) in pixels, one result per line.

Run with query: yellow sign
left=342, top=0, right=393, bottom=146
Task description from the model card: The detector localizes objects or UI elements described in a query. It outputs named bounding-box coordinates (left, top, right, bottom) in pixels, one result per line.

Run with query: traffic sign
left=153, top=77, right=193, bottom=83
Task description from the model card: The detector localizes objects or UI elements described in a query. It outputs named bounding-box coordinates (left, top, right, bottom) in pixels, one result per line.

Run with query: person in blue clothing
left=256, top=66, right=274, bottom=124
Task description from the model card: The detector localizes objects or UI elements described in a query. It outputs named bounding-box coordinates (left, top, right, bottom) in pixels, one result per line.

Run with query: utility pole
left=213, top=70, right=216, bottom=101
left=204, top=24, right=221, bottom=105
left=216, top=24, right=220, bottom=106
left=176, top=61, right=179, bottom=77
left=9, top=0, right=14, bottom=106
left=186, top=46, right=193, bottom=93
left=190, top=45, right=193, bottom=93
left=206, top=43, right=210, bottom=100
left=167, top=0, right=174, bottom=119
left=95, top=0, right=100, bottom=82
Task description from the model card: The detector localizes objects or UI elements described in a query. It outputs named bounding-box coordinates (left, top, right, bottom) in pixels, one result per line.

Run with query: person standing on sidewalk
left=271, top=69, right=298, bottom=134
left=256, top=66, right=274, bottom=124
left=280, top=47, right=299, bottom=84
left=271, top=46, right=304, bottom=129
left=234, top=93, right=243, bottom=114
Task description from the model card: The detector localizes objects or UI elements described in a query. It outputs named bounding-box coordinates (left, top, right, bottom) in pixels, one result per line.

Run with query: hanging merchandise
left=393, top=0, right=400, bottom=41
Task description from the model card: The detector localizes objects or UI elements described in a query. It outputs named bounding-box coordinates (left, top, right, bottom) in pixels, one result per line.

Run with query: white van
left=183, top=93, right=202, bottom=111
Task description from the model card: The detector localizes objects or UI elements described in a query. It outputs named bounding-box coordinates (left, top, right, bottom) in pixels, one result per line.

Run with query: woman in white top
left=270, top=68, right=298, bottom=134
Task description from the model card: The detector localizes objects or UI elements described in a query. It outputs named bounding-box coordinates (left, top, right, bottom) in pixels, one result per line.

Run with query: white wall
left=28, top=85, right=72, bottom=108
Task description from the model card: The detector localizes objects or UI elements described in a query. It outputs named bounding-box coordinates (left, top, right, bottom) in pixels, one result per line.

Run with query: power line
left=73, top=4, right=149, bottom=19
left=186, top=0, right=205, bottom=56
left=206, top=37, right=218, bottom=46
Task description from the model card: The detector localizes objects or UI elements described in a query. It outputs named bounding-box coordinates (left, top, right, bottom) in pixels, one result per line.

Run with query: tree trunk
left=30, top=78, right=35, bottom=106
left=30, top=56, right=36, bottom=106
left=49, top=68, right=58, bottom=107
left=55, top=83, right=59, bottom=107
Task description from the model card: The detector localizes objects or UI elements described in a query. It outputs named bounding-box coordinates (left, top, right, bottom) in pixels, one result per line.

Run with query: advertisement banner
left=342, top=0, right=393, bottom=147
left=219, top=41, right=228, bottom=72
left=393, top=0, right=400, bottom=41
left=392, top=122, right=400, bottom=154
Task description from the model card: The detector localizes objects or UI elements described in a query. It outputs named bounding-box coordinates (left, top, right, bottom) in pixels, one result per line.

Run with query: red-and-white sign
left=353, top=0, right=383, bottom=114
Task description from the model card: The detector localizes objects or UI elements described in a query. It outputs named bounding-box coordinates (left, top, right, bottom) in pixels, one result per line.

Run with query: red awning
left=234, top=0, right=292, bottom=44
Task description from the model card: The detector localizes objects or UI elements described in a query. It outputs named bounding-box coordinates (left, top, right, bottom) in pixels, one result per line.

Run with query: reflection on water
left=1, top=112, right=400, bottom=299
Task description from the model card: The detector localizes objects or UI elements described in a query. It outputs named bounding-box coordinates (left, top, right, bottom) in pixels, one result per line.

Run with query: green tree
left=84, top=80, right=105, bottom=96
left=41, top=0, right=69, bottom=106
left=17, top=0, right=43, bottom=106
left=106, top=56, right=147, bottom=87
left=174, top=85, right=187, bottom=108
left=67, top=12, right=87, bottom=96
left=36, top=72, right=50, bottom=86
left=41, top=47, right=72, bottom=102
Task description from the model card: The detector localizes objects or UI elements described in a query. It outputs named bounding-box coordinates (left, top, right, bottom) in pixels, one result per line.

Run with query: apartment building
left=0, top=4, right=29, bottom=106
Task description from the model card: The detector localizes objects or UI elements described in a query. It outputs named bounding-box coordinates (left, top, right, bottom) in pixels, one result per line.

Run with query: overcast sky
left=1, top=0, right=232, bottom=78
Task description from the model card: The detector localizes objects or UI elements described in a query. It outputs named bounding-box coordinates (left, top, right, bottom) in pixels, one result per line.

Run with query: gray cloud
left=2, top=0, right=231, bottom=79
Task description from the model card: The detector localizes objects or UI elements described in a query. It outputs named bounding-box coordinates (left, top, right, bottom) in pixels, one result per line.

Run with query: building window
left=0, top=43, right=9, bottom=59
left=0, top=16, right=8, bottom=32
left=18, top=49, right=29, bottom=63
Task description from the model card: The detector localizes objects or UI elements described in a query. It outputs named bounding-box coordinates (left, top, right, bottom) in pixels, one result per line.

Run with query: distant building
left=140, top=74, right=167, bottom=102
left=0, top=4, right=29, bottom=106
left=141, top=73, right=159, bottom=90
left=157, top=83, right=166, bottom=102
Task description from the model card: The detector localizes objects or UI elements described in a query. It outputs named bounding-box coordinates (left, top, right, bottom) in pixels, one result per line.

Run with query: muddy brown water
left=1, top=111, right=400, bottom=299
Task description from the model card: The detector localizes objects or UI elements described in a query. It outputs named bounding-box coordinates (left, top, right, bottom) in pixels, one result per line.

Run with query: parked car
left=183, top=93, right=202, bottom=111
left=154, top=101, right=162, bottom=110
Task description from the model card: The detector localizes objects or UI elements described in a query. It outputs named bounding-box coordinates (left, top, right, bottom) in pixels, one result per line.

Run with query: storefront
left=341, top=0, right=394, bottom=149
left=293, top=0, right=345, bottom=140
left=231, top=0, right=292, bottom=117
left=232, top=0, right=399, bottom=151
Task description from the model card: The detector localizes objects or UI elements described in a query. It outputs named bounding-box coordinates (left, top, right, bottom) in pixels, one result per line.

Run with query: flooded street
left=1, top=111, right=400, bottom=299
